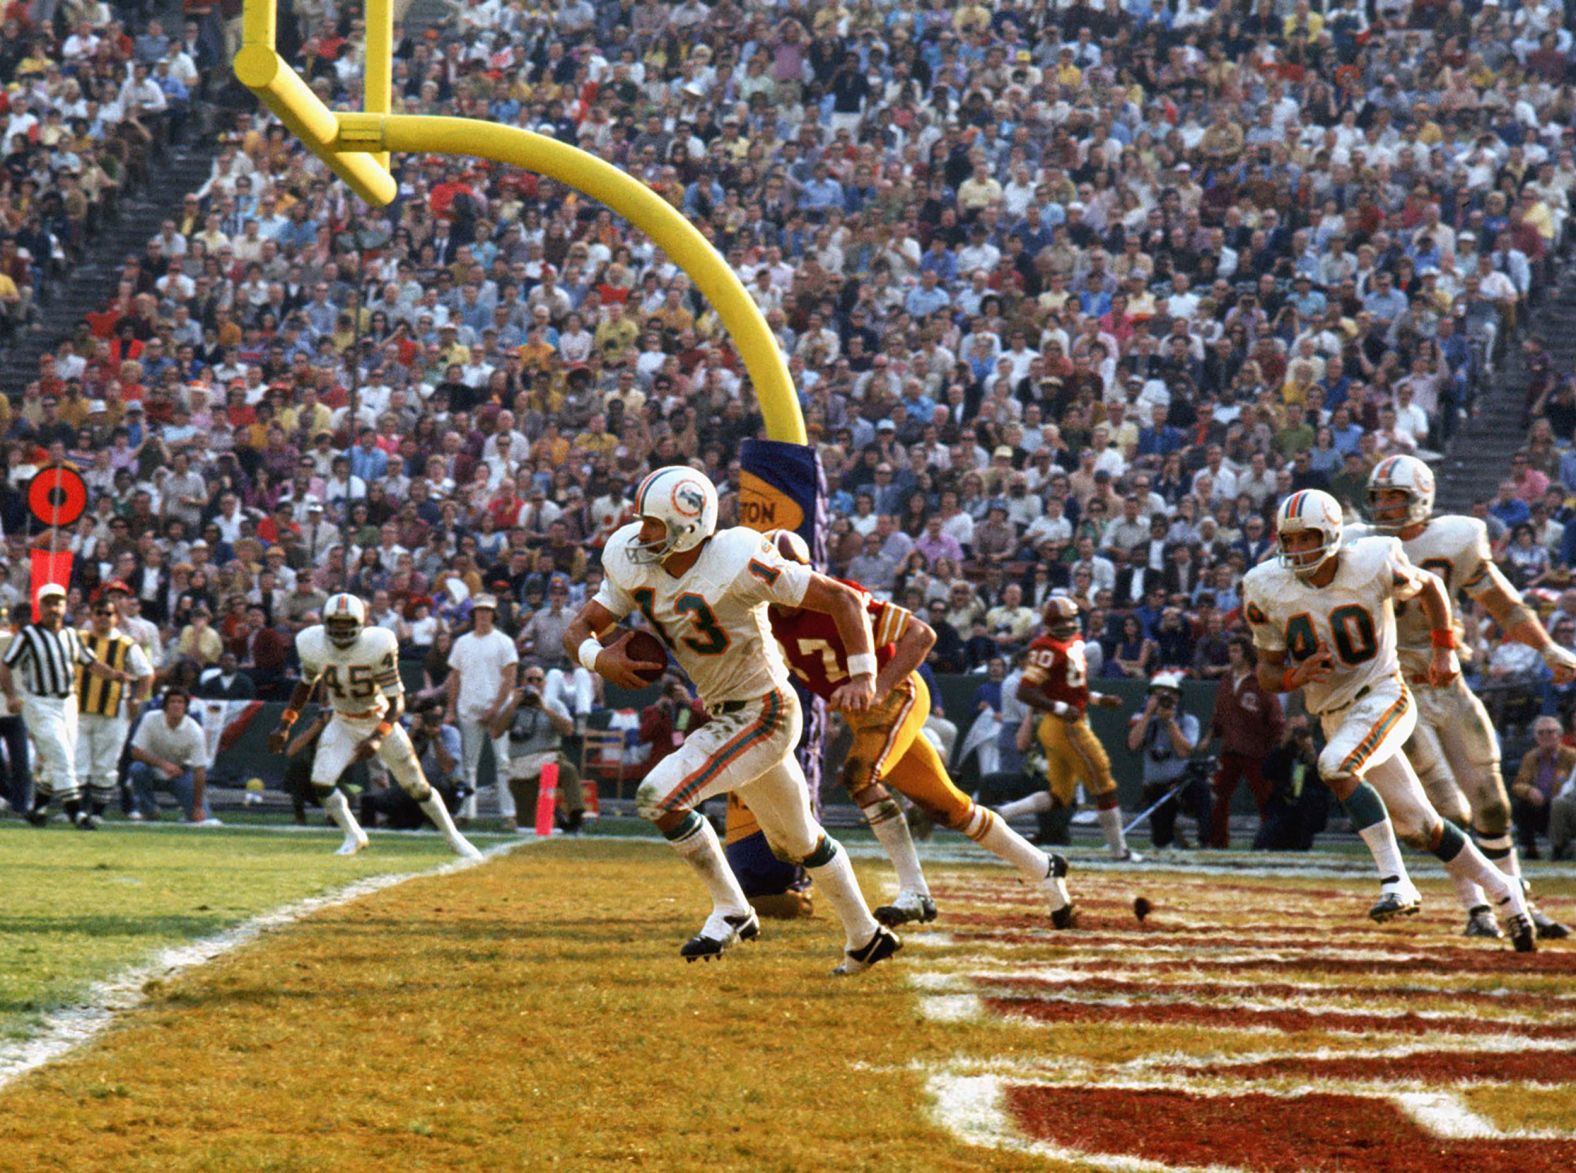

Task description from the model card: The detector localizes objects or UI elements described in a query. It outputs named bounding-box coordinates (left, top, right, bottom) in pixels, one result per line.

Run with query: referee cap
left=35, top=583, right=66, bottom=602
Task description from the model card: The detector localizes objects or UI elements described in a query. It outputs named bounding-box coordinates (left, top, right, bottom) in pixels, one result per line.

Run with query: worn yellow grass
left=0, top=841, right=1045, bottom=1171
left=2, top=838, right=1571, bottom=1171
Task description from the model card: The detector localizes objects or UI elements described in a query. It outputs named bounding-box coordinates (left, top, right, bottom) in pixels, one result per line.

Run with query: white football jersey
left=296, top=624, right=403, bottom=717
left=1243, top=536, right=1425, bottom=715
left=595, top=524, right=812, bottom=705
left=1348, top=515, right=1501, bottom=675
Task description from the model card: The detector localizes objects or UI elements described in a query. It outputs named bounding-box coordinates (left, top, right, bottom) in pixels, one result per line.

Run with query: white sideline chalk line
left=0, top=838, right=536, bottom=1094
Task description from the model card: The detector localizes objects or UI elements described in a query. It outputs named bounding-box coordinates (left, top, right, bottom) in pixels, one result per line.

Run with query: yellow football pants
left=844, top=676, right=975, bottom=828
left=1037, top=712, right=1118, bottom=807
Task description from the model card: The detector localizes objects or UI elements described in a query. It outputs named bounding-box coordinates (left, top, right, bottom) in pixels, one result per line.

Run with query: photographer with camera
left=358, top=702, right=464, bottom=831
left=505, top=662, right=585, bottom=834
left=1127, top=671, right=1209, bottom=851
left=410, top=702, right=462, bottom=795
left=1253, top=716, right=1329, bottom=852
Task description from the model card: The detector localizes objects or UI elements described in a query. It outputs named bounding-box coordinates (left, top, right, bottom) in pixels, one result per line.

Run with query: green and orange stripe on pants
left=660, top=690, right=784, bottom=811
left=1338, top=690, right=1411, bottom=777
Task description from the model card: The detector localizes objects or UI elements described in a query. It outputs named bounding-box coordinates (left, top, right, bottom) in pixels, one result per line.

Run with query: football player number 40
left=1286, top=606, right=1377, bottom=666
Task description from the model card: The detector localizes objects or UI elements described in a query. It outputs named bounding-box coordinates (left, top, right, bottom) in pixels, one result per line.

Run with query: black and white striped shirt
left=3, top=623, right=95, bottom=699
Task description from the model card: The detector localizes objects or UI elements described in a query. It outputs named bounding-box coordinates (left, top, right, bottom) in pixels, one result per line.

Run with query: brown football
left=614, top=627, right=668, bottom=683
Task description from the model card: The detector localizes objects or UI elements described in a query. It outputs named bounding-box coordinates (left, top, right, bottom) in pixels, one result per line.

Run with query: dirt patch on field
left=1004, top=1085, right=1576, bottom=1172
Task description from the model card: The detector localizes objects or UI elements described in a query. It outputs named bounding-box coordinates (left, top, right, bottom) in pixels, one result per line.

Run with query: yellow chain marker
left=234, top=0, right=805, bottom=445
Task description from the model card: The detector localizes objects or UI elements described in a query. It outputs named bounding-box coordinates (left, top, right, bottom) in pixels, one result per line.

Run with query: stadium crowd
left=1, top=0, right=1575, bottom=784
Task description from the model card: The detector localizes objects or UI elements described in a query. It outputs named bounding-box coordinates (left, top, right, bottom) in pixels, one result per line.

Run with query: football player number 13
left=633, top=588, right=730, bottom=656
left=1287, top=605, right=1377, bottom=666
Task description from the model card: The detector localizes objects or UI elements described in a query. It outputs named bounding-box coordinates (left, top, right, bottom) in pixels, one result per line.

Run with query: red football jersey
left=1021, top=635, right=1093, bottom=714
left=770, top=580, right=910, bottom=702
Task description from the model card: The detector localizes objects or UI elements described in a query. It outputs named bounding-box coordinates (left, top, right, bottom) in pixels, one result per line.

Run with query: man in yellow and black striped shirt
left=76, top=597, right=154, bottom=825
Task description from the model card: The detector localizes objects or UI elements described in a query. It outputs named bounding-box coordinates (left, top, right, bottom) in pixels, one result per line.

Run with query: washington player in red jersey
left=997, top=595, right=1140, bottom=861
left=765, top=531, right=1074, bottom=928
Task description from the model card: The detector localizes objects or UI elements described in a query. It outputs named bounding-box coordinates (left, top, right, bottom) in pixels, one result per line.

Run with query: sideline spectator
left=127, top=689, right=217, bottom=824
left=1512, top=716, right=1576, bottom=860
left=1197, top=636, right=1285, bottom=849
left=446, top=594, right=519, bottom=829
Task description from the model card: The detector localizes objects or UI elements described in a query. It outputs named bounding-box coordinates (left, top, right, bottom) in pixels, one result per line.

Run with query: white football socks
left=864, top=798, right=929, bottom=898
left=1480, top=832, right=1522, bottom=882
left=669, top=814, right=751, bottom=915
left=1442, top=840, right=1518, bottom=907
left=805, top=840, right=880, bottom=949
left=1357, top=820, right=1410, bottom=887
left=1096, top=806, right=1130, bottom=858
left=997, top=791, right=1053, bottom=820
left=419, top=793, right=479, bottom=856
left=1449, top=871, right=1489, bottom=912
left=323, top=788, right=362, bottom=837
left=965, top=806, right=1051, bottom=883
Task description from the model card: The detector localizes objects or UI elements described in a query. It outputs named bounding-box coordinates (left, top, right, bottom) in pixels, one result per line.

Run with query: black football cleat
left=680, top=909, right=760, bottom=963
left=874, top=893, right=937, bottom=928
left=1507, top=912, right=1538, bottom=954
left=24, top=808, right=48, bottom=827
left=1369, top=879, right=1422, bottom=923
left=1463, top=905, right=1502, bottom=939
left=1529, top=903, right=1571, bottom=940
left=834, top=926, right=902, bottom=976
left=1041, top=853, right=1075, bottom=929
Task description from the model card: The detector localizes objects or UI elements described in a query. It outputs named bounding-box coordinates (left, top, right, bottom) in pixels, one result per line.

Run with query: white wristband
left=846, top=652, right=878, bottom=679
left=577, top=637, right=604, bottom=674
left=1050, top=700, right=1071, bottom=718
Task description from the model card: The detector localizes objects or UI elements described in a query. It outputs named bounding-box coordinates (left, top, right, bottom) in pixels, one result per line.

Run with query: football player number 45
left=322, top=664, right=376, bottom=699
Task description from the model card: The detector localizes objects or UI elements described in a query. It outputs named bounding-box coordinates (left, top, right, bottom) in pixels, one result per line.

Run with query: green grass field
left=0, top=822, right=512, bottom=1043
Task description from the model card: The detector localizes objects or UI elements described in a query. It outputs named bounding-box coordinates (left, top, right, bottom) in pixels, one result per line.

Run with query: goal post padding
left=726, top=439, right=827, bottom=903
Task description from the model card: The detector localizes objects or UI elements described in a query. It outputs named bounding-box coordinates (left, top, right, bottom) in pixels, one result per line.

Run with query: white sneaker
left=335, top=830, right=370, bottom=856
left=127, top=810, right=144, bottom=822
left=450, top=836, right=483, bottom=860
left=1114, top=847, right=1145, bottom=864
left=190, top=817, right=223, bottom=828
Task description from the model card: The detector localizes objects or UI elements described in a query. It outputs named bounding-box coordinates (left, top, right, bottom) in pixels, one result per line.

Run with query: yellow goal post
left=234, top=0, right=806, bottom=445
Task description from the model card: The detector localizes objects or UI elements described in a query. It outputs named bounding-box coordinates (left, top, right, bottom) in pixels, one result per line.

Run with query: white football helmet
left=324, top=592, right=366, bottom=648
left=1366, top=454, right=1436, bottom=533
left=1275, top=489, right=1343, bottom=579
left=628, top=466, right=718, bottom=564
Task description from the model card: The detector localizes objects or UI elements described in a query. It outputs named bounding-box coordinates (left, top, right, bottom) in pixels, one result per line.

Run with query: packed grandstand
left=1, top=0, right=1574, bottom=770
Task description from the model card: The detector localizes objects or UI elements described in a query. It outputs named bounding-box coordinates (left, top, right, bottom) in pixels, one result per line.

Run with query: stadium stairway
left=0, top=140, right=217, bottom=398
left=1436, top=266, right=1576, bottom=511
left=0, top=144, right=216, bottom=397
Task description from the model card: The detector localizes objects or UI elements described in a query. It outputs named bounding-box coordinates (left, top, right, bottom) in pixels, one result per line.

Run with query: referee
left=76, top=595, right=153, bottom=827
left=0, top=584, right=138, bottom=829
